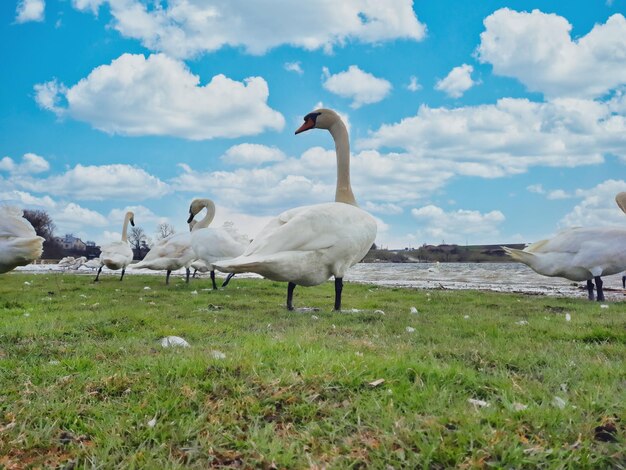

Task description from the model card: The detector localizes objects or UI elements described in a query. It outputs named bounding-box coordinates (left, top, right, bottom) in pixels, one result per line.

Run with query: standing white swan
left=215, top=108, right=377, bottom=310
left=0, top=206, right=44, bottom=274
left=187, top=198, right=249, bottom=290
left=503, top=192, right=626, bottom=301
left=94, top=211, right=135, bottom=282
left=133, top=226, right=196, bottom=285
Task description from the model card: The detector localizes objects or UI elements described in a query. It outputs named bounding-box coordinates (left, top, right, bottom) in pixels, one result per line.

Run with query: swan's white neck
left=121, top=214, right=131, bottom=242
left=195, top=199, right=216, bottom=229
left=329, top=119, right=357, bottom=206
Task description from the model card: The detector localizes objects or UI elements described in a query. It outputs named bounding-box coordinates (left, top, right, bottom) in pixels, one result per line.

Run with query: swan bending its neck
left=187, top=199, right=216, bottom=229
left=121, top=212, right=135, bottom=242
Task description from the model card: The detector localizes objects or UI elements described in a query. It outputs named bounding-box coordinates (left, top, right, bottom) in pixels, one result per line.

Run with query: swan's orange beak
left=295, top=118, right=315, bottom=135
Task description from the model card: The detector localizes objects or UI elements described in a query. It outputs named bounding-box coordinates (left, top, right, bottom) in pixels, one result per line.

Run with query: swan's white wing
left=243, top=203, right=368, bottom=256
left=191, top=228, right=248, bottom=263
left=527, top=227, right=625, bottom=254
left=0, top=206, right=39, bottom=238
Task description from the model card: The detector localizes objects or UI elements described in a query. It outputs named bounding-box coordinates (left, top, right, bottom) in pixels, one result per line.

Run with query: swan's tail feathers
left=214, top=256, right=267, bottom=274
left=501, top=246, right=535, bottom=265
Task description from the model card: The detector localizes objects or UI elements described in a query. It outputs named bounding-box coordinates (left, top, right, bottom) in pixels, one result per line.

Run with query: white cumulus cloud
left=220, top=144, right=287, bottom=166
left=477, top=9, right=626, bottom=98
left=322, top=65, right=392, bottom=108
left=71, top=0, right=426, bottom=58
left=407, top=75, right=422, bottom=92
left=559, top=179, right=626, bottom=228
left=435, top=64, right=477, bottom=98
left=284, top=61, right=303, bottom=75
left=0, top=153, right=50, bottom=174
left=34, top=53, right=285, bottom=140
left=14, top=163, right=170, bottom=201
left=411, top=205, right=506, bottom=244
left=359, top=97, right=626, bottom=178
left=16, top=0, right=45, bottom=23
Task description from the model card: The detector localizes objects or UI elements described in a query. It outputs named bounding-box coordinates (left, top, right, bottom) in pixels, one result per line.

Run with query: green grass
left=0, top=272, right=624, bottom=469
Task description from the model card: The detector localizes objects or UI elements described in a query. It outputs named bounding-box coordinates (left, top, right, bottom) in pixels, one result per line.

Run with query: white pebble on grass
left=23, top=312, right=30, bottom=317
left=147, top=417, right=157, bottom=428
left=406, top=326, right=416, bottom=333
left=24, top=281, right=31, bottom=286
left=565, top=313, right=571, bottom=322
left=552, top=396, right=567, bottom=409
left=160, top=336, right=190, bottom=348
left=463, top=315, right=470, bottom=320
left=515, top=320, right=529, bottom=326
left=512, top=402, right=528, bottom=411
left=374, top=310, right=385, bottom=315
left=600, top=304, right=609, bottom=309
left=311, top=315, right=319, bottom=320
left=211, top=350, right=226, bottom=360
left=468, top=398, right=490, bottom=408
left=143, top=286, right=151, bottom=290
left=191, top=290, right=198, bottom=295
left=410, top=307, right=418, bottom=314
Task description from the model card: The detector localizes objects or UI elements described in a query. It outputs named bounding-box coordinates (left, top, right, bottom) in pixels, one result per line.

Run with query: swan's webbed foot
left=595, top=276, right=605, bottom=302
left=586, top=279, right=595, bottom=301
left=287, top=282, right=296, bottom=311
left=222, top=273, right=235, bottom=288
left=334, top=277, right=343, bottom=311
left=210, top=270, right=217, bottom=290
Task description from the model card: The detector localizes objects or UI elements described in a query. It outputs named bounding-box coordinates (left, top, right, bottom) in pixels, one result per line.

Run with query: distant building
left=55, top=234, right=88, bottom=251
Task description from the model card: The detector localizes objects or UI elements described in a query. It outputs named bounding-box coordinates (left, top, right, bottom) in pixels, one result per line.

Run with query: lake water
left=15, top=261, right=626, bottom=301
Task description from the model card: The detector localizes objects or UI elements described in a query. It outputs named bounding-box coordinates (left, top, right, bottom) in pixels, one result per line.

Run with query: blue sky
left=2, top=0, right=626, bottom=248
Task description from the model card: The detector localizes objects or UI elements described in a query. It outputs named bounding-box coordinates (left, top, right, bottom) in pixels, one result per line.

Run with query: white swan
left=94, top=211, right=135, bottom=282
left=133, top=225, right=197, bottom=284
left=187, top=198, right=249, bottom=289
left=0, top=206, right=44, bottom=274
left=215, top=108, right=377, bottom=310
left=503, top=192, right=626, bottom=301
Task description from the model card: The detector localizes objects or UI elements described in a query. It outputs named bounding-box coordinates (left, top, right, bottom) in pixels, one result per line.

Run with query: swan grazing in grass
left=0, top=206, right=44, bottom=274
left=215, top=108, right=377, bottom=310
left=503, top=192, right=626, bottom=301
left=133, top=226, right=196, bottom=285
left=94, top=211, right=135, bottom=282
left=187, top=199, right=249, bottom=290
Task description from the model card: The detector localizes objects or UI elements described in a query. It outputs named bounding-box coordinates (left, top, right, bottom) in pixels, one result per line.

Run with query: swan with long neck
left=94, top=211, right=135, bottom=282
left=0, top=206, right=44, bottom=274
left=188, top=198, right=249, bottom=290
left=503, top=192, right=626, bottom=301
left=214, top=108, right=377, bottom=310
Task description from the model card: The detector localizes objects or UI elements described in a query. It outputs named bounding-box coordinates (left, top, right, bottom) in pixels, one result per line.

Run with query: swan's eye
left=303, top=112, right=322, bottom=123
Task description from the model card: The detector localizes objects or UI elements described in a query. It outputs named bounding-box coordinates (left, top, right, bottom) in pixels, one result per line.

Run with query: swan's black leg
left=185, top=268, right=190, bottom=284
left=622, top=275, right=625, bottom=289
left=94, top=266, right=103, bottom=282
left=287, top=282, right=296, bottom=311
left=222, top=273, right=235, bottom=288
left=595, top=276, right=605, bottom=302
left=166, top=270, right=171, bottom=285
left=334, top=277, right=343, bottom=311
left=193, top=269, right=198, bottom=279
left=210, top=270, right=217, bottom=290
left=586, top=279, right=595, bottom=300
left=119, top=268, right=126, bottom=281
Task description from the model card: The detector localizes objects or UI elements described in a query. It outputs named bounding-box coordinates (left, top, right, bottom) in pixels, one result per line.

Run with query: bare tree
left=128, top=227, right=148, bottom=259
left=22, top=209, right=63, bottom=258
left=155, top=222, right=175, bottom=240
left=23, top=209, right=56, bottom=239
